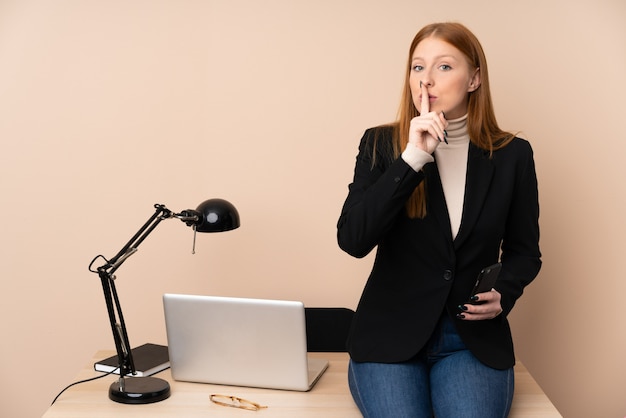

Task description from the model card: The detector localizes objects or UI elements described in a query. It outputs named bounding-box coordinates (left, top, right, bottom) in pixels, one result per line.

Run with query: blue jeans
left=348, top=315, right=514, bottom=418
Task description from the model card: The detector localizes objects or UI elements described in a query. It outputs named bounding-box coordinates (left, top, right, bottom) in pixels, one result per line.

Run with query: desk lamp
left=88, top=199, right=240, bottom=404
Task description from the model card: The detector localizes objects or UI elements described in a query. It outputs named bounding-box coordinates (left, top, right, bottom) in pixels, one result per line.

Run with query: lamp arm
left=92, top=204, right=176, bottom=378
left=105, top=204, right=172, bottom=276
left=97, top=268, right=134, bottom=377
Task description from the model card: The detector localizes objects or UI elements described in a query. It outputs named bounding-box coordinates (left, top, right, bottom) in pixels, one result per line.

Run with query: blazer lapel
left=454, top=144, right=495, bottom=249
left=423, top=162, right=454, bottom=244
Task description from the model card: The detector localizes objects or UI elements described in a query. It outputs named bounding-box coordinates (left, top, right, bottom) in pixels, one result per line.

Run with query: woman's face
left=410, top=36, right=480, bottom=119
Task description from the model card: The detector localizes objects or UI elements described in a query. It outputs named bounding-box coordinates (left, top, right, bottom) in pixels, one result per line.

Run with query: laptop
left=162, top=293, right=329, bottom=391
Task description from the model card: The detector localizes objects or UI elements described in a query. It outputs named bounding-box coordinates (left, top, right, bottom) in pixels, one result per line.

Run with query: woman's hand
left=457, top=289, right=504, bottom=321
left=408, top=81, right=448, bottom=154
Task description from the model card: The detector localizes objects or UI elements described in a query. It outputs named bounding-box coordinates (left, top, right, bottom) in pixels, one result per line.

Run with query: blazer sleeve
left=337, top=127, right=426, bottom=258
left=495, top=139, right=542, bottom=316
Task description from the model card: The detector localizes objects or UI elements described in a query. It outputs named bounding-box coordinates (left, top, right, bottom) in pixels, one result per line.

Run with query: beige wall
left=1, top=1, right=624, bottom=417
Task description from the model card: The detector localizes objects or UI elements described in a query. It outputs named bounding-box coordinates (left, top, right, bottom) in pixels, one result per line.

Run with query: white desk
left=43, top=351, right=561, bottom=417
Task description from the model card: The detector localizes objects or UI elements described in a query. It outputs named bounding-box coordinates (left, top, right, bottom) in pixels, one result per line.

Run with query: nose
left=420, top=79, right=433, bottom=88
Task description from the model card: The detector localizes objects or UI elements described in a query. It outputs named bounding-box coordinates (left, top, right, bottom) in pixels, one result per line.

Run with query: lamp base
left=109, top=376, right=171, bottom=404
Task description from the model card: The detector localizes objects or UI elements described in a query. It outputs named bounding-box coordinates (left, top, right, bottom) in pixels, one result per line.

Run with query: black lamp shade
left=194, top=198, right=240, bottom=232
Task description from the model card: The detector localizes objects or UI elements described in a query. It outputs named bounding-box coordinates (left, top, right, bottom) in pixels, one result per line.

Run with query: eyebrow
left=411, top=55, right=458, bottom=62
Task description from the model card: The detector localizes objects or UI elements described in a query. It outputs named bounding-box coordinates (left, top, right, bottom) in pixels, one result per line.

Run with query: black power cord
left=51, top=367, right=119, bottom=405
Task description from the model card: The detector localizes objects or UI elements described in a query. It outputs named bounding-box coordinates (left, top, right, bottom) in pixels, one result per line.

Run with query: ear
left=468, top=68, right=481, bottom=92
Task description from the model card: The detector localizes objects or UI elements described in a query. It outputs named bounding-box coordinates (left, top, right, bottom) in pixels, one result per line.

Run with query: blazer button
left=394, top=176, right=401, bottom=183
left=443, top=270, right=453, bottom=281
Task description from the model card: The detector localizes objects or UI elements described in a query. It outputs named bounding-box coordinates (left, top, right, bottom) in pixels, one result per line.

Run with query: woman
left=337, top=22, right=541, bottom=417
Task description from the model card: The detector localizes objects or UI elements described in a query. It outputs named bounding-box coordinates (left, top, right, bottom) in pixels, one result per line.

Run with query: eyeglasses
left=210, top=394, right=268, bottom=411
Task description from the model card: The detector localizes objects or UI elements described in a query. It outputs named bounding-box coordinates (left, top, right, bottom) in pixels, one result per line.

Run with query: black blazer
left=337, top=126, right=541, bottom=370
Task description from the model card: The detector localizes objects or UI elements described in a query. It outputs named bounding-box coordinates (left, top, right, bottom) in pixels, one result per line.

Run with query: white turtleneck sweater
left=401, top=114, right=470, bottom=239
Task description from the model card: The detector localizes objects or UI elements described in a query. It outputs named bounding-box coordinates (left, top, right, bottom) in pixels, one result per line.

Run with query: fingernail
left=441, top=111, right=446, bottom=118
left=437, top=136, right=442, bottom=142
left=443, top=131, right=448, bottom=145
left=420, top=81, right=423, bottom=88
left=470, top=295, right=479, bottom=302
left=456, top=313, right=465, bottom=319
left=458, top=304, right=468, bottom=311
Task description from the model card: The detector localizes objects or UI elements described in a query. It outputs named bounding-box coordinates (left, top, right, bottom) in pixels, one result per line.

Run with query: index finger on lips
left=420, top=81, right=429, bottom=115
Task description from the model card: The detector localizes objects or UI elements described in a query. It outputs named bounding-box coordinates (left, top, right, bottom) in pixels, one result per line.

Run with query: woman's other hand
left=457, top=289, right=503, bottom=321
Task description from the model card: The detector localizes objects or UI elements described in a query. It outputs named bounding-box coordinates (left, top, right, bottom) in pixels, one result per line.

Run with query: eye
left=412, top=65, right=424, bottom=72
left=439, top=64, right=452, bottom=71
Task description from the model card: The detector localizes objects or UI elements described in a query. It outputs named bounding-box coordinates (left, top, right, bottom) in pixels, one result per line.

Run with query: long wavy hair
left=387, top=22, right=514, bottom=218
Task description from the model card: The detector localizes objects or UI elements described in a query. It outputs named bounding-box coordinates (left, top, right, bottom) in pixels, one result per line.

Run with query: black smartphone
left=469, top=263, right=502, bottom=301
